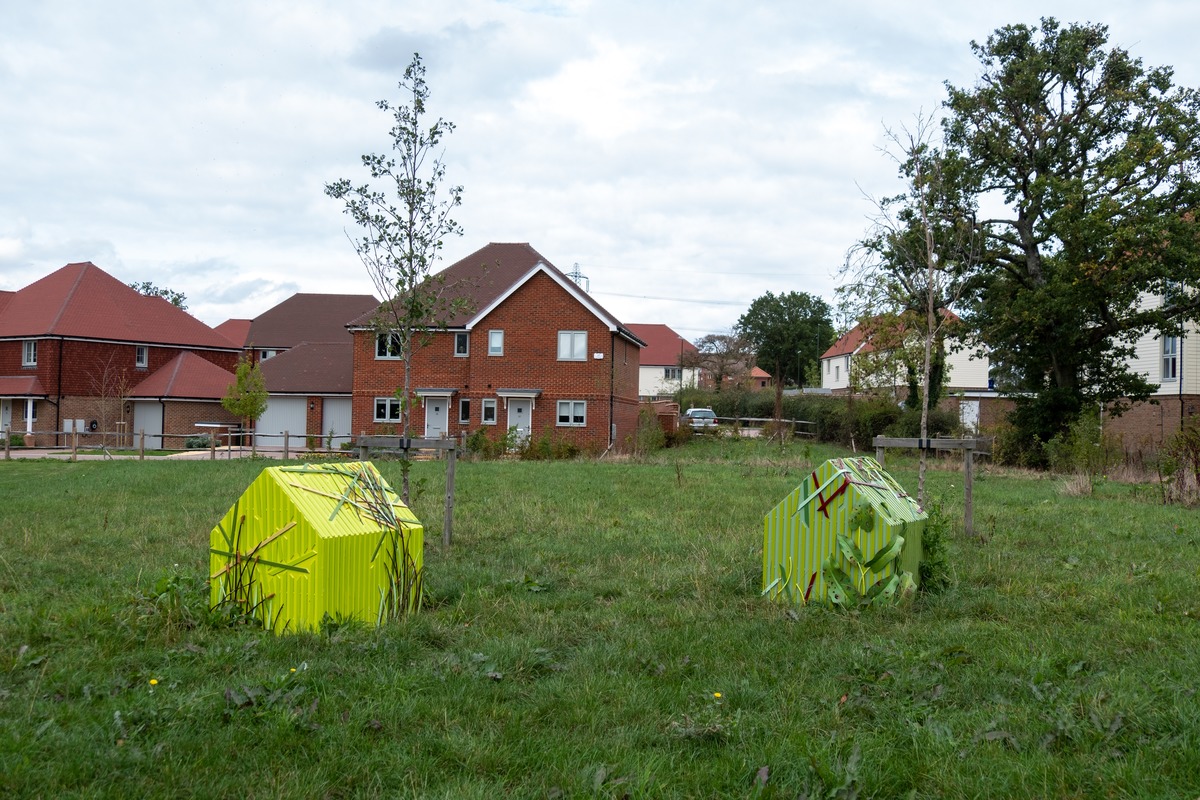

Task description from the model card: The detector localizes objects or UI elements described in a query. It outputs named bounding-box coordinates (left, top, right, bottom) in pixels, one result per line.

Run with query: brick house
left=0, top=262, right=241, bottom=447
left=349, top=242, right=644, bottom=452
left=217, top=293, right=378, bottom=450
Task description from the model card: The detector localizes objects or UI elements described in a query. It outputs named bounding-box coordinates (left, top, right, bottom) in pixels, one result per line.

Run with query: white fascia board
left=465, top=262, right=618, bottom=332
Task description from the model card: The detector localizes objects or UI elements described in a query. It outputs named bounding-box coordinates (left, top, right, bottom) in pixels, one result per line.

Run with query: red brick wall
left=351, top=272, right=642, bottom=450
left=5, top=338, right=237, bottom=397
left=164, top=401, right=241, bottom=448
left=1104, top=395, right=1200, bottom=454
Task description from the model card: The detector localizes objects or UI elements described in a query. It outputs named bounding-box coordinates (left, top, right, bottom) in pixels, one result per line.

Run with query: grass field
left=1, top=439, right=1197, bottom=798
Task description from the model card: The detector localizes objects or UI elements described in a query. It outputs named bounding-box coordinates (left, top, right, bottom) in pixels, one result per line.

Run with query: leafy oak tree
left=325, top=53, right=465, bottom=500
left=736, top=291, right=833, bottom=421
left=944, top=19, right=1200, bottom=455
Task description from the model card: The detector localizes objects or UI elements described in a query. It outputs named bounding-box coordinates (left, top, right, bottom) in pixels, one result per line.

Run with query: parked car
left=682, top=407, right=718, bottom=430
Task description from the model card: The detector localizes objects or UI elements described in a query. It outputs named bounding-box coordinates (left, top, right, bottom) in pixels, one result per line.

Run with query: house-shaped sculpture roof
left=0, top=262, right=235, bottom=349
left=763, top=457, right=925, bottom=605
left=210, top=462, right=423, bottom=634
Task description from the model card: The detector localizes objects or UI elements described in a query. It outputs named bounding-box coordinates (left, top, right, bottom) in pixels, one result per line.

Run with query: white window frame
left=373, top=397, right=402, bottom=422
left=664, top=366, right=682, bottom=381
left=459, top=398, right=471, bottom=424
left=1162, top=335, right=1179, bottom=381
left=376, top=332, right=402, bottom=359
left=557, top=400, right=586, bottom=427
left=260, top=349, right=278, bottom=361
left=482, top=398, right=497, bottom=425
left=454, top=332, right=469, bottom=357
left=488, top=330, right=504, bottom=356
left=557, top=330, right=587, bottom=361
left=22, top=340, right=37, bottom=367
left=135, top=345, right=148, bottom=368
left=20, top=399, right=37, bottom=421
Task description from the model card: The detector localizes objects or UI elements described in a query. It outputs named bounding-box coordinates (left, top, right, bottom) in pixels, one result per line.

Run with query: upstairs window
left=22, top=340, right=37, bottom=366
left=135, top=345, right=148, bottom=368
left=1162, top=336, right=1179, bottom=381
left=558, top=331, right=587, bottom=361
left=454, top=332, right=469, bottom=357
left=260, top=349, right=279, bottom=361
left=488, top=330, right=504, bottom=356
left=664, top=367, right=682, bottom=381
left=376, top=332, right=402, bottom=359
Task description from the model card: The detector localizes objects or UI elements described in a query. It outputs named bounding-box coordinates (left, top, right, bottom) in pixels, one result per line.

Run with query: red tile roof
left=350, top=243, right=642, bottom=345
left=260, top=342, right=353, bottom=394
left=247, top=293, right=378, bottom=349
left=0, top=375, right=46, bottom=396
left=822, top=310, right=964, bottom=360
left=128, top=352, right=235, bottom=400
left=0, top=262, right=237, bottom=350
left=625, top=323, right=697, bottom=366
left=214, top=318, right=252, bottom=348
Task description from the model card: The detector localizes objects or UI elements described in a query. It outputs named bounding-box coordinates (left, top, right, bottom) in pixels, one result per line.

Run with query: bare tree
left=682, top=332, right=754, bottom=392
left=842, top=114, right=977, bottom=503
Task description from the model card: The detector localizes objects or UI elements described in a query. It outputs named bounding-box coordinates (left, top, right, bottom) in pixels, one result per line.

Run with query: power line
left=592, top=289, right=747, bottom=306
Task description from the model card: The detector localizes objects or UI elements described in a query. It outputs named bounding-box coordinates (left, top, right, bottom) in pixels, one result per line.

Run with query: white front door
left=424, top=398, right=448, bottom=438
left=507, top=399, right=532, bottom=443
left=0, top=400, right=10, bottom=434
left=959, top=400, right=980, bottom=433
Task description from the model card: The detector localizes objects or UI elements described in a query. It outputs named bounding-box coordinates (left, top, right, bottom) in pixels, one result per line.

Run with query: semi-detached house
left=348, top=242, right=644, bottom=452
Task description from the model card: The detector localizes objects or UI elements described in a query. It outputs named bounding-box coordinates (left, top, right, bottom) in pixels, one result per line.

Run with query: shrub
left=1160, top=424, right=1200, bottom=505
left=185, top=434, right=212, bottom=449
left=630, top=408, right=666, bottom=456
left=1043, top=407, right=1120, bottom=475
left=883, top=407, right=959, bottom=439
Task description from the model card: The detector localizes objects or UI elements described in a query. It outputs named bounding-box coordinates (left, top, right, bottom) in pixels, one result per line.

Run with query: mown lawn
left=0, top=440, right=1197, bottom=798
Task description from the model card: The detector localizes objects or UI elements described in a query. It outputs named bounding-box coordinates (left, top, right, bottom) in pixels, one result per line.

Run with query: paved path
left=1, top=447, right=302, bottom=462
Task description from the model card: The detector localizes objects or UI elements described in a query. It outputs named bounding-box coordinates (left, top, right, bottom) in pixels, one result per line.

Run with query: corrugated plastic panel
left=762, top=457, right=925, bottom=604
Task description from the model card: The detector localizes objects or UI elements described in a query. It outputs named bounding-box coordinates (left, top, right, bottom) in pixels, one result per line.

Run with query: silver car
left=682, top=407, right=718, bottom=430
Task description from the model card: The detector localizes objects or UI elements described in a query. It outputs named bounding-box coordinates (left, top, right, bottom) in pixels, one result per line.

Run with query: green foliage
left=1160, top=424, right=1200, bottom=505
left=128, top=280, right=187, bottom=309
left=918, top=497, right=952, bottom=594
left=184, top=434, right=212, bottom=449
left=736, top=290, right=833, bottom=391
left=220, top=355, right=268, bottom=424
left=884, top=407, right=959, bottom=439
left=629, top=408, right=666, bottom=456
left=944, top=19, right=1200, bottom=442
left=1044, top=406, right=1120, bottom=475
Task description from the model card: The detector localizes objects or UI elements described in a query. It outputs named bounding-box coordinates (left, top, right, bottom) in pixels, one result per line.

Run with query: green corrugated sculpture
left=210, top=462, right=423, bottom=633
left=762, top=457, right=926, bottom=607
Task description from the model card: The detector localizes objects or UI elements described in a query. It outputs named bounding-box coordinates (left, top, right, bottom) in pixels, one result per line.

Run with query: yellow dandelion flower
left=149, top=679, right=158, bottom=686
left=713, top=692, right=721, bottom=698
left=290, top=668, right=297, bottom=673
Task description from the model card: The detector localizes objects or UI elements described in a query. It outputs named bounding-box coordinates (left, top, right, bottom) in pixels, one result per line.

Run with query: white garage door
left=255, top=397, right=307, bottom=450
left=322, top=398, right=353, bottom=449
left=132, top=401, right=164, bottom=449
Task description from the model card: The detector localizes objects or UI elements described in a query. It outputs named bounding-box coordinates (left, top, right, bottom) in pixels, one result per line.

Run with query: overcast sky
left=3, top=2, right=1198, bottom=340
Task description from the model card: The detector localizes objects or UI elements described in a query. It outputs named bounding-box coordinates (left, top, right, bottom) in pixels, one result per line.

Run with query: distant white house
left=625, top=323, right=700, bottom=401
left=820, top=314, right=993, bottom=431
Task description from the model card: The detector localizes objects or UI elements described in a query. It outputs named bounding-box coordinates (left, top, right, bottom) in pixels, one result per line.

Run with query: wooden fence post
left=4, top=425, right=9, bottom=460
left=283, top=430, right=289, bottom=460
left=71, top=427, right=78, bottom=462
left=443, top=444, right=456, bottom=549
left=139, top=430, right=145, bottom=460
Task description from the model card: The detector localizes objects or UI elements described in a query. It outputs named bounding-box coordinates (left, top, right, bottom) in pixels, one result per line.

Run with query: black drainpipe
left=609, top=333, right=617, bottom=447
